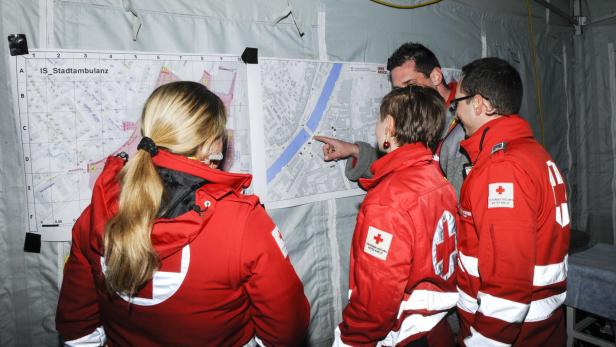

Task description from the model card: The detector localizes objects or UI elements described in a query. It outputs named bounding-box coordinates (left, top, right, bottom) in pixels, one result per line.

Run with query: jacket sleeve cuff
left=63, top=326, right=106, bottom=347
left=332, top=326, right=354, bottom=347
left=345, top=141, right=377, bottom=181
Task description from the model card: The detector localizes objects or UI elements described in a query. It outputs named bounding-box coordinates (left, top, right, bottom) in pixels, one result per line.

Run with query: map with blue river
left=260, top=59, right=390, bottom=207
left=266, top=63, right=342, bottom=183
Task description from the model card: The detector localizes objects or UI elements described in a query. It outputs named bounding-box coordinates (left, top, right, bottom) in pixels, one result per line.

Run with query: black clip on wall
left=8, top=34, right=29, bottom=56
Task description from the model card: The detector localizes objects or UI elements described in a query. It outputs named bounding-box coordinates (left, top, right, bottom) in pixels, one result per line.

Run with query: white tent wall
left=0, top=0, right=604, bottom=346
left=572, top=0, right=616, bottom=245
left=1, top=1, right=64, bottom=346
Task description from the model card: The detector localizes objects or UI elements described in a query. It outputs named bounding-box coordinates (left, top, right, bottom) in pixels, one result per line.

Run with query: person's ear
left=483, top=98, right=497, bottom=115
left=430, top=67, right=443, bottom=87
left=195, top=139, right=213, bottom=162
left=471, top=95, right=484, bottom=115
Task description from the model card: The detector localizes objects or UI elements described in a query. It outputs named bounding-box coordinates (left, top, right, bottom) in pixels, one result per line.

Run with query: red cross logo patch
left=488, top=182, right=514, bottom=208
left=364, top=226, right=393, bottom=261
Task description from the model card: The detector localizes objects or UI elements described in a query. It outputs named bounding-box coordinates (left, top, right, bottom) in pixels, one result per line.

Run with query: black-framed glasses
left=449, top=95, right=475, bottom=113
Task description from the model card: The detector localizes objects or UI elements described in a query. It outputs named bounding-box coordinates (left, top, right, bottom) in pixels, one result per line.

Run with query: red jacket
left=457, top=115, right=569, bottom=346
left=56, top=150, right=310, bottom=346
left=334, top=143, right=459, bottom=346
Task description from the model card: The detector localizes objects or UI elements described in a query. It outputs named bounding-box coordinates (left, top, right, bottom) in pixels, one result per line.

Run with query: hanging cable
left=525, top=0, right=546, bottom=145
left=369, top=0, right=443, bottom=10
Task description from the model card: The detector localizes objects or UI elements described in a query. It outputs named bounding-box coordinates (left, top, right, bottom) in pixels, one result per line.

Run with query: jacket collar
left=359, top=143, right=433, bottom=190
left=89, top=150, right=253, bottom=258
left=460, top=115, right=534, bottom=165
left=152, top=149, right=252, bottom=195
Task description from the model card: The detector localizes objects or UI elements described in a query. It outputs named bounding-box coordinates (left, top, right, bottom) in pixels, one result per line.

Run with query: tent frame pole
left=533, top=0, right=575, bottom=25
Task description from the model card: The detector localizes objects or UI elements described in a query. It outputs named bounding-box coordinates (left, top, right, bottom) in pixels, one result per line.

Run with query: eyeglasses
left=449, top=95, right=475, bottom=113
left=449, top=94, right=491, bottom=113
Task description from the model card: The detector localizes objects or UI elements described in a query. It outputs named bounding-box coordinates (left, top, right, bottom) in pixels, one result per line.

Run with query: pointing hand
left=313, top=135, right=360, bottom=162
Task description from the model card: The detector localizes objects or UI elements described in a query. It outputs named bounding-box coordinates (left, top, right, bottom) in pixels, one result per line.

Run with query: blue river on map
left=266, top=63, right=342, bottom=183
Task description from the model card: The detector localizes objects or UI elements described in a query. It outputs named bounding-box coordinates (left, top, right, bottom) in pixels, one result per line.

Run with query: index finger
left=313, top=135, right=334, bottom=144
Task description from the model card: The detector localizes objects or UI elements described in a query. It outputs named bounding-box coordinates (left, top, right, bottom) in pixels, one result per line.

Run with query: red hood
left=359, top=143, right=433, bottom=190
left=460, top=115, right=534, bottom=164
left=445, top=81, right=457, bottom=109
left=88, top=150, right=253, bottom=260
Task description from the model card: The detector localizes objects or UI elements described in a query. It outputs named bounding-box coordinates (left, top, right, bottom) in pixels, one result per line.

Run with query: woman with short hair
left=335, top=85, right=459, bottom=347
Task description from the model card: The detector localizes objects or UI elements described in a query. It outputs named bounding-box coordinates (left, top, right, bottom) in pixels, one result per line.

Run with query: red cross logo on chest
left=496, top=186, right=506, bottom=194
left=374, top=233, right=384, bottom=245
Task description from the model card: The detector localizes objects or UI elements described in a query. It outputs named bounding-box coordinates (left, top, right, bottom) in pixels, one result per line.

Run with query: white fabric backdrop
left=0, top=0, right=612, bottom=345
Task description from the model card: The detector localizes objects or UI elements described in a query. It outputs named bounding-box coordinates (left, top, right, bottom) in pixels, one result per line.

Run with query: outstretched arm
left=314, top=136, right=378, bottom=181
left=313, top=135, right=360, bottom=161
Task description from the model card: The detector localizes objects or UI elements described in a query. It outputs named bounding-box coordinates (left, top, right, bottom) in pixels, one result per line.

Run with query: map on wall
left=252, top=58, right=390, bottom=208
left=11, top=50, right=249, bottom=241
left=12, top=50, right=410, bottom=240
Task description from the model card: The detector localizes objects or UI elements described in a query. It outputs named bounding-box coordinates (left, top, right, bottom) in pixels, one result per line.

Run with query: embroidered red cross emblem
left=436, top=219, right=456, bottom=275
left=496, top=186, right=505, bottom=194
left=374, top=233, right=384, bottom=245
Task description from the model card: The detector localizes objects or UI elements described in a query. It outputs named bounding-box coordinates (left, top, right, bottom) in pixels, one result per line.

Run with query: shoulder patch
left=488, top=183, right=514, bottom=208
left=271, top=227, right=288, bottom=258
left=223, top=193, right=260, bottom=207
left=364, top=226, right=393, bottom=261
left=491, top=142, right=506, bottom=154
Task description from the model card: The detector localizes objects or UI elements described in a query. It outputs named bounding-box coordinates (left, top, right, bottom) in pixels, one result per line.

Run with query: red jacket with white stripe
left=457, top=115, right=570, bottom=346
left=335, top=143, right=459, bottom=346
left=56, top=150, right=310, bottom=346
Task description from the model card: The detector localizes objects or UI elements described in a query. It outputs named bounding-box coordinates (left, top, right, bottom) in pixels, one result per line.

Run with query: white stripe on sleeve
left=457, top=286, right=479, bottom=314
left=458, top=251, right=479, bottom=277
left=525, top=292, right=566, bottom=322
left=397, top=290, right=458, bottom=318
left=533, top=255, right=568, bottom=286
left=379, top=312, right=447, bottom=346
left=476, top=291, right=529, bottom=323
left=63, top=326, right=106, bottom=347
left=464, top=327, right=511, bottom=347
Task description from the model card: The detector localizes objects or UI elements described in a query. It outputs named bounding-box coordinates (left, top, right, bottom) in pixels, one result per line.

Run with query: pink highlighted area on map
left=87, top=66, right=238, bottom=187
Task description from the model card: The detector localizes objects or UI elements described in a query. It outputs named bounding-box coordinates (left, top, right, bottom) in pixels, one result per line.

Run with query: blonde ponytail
left=104, top=150, right=162, bottom=295
left=103, top=81, right=226, bottom=295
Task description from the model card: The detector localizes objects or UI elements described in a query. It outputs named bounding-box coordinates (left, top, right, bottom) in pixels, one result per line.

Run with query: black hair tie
left=137, top=137, right=159, bottom=156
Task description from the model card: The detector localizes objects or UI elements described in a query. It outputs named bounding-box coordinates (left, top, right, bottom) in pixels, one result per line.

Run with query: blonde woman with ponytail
left=56, top=81, right=309, bottom=347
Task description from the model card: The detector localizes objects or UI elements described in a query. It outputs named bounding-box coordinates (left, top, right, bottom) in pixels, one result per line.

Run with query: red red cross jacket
left=457, top=115, right=570, bottom=346
left=334, top=143, right=459, bottom=346
left=56, top=150, right=310, bottom=346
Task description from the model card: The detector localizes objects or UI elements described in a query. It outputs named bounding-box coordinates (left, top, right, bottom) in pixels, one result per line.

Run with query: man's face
left=390, top=60, right=434, bottom=89
left=453, top=81, right=475, bottom=135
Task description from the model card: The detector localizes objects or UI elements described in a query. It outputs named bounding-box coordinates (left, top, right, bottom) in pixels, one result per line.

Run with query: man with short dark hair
left=454, top=57, right=570, bottom=346
left=315, top=42, right=468, bottom=196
